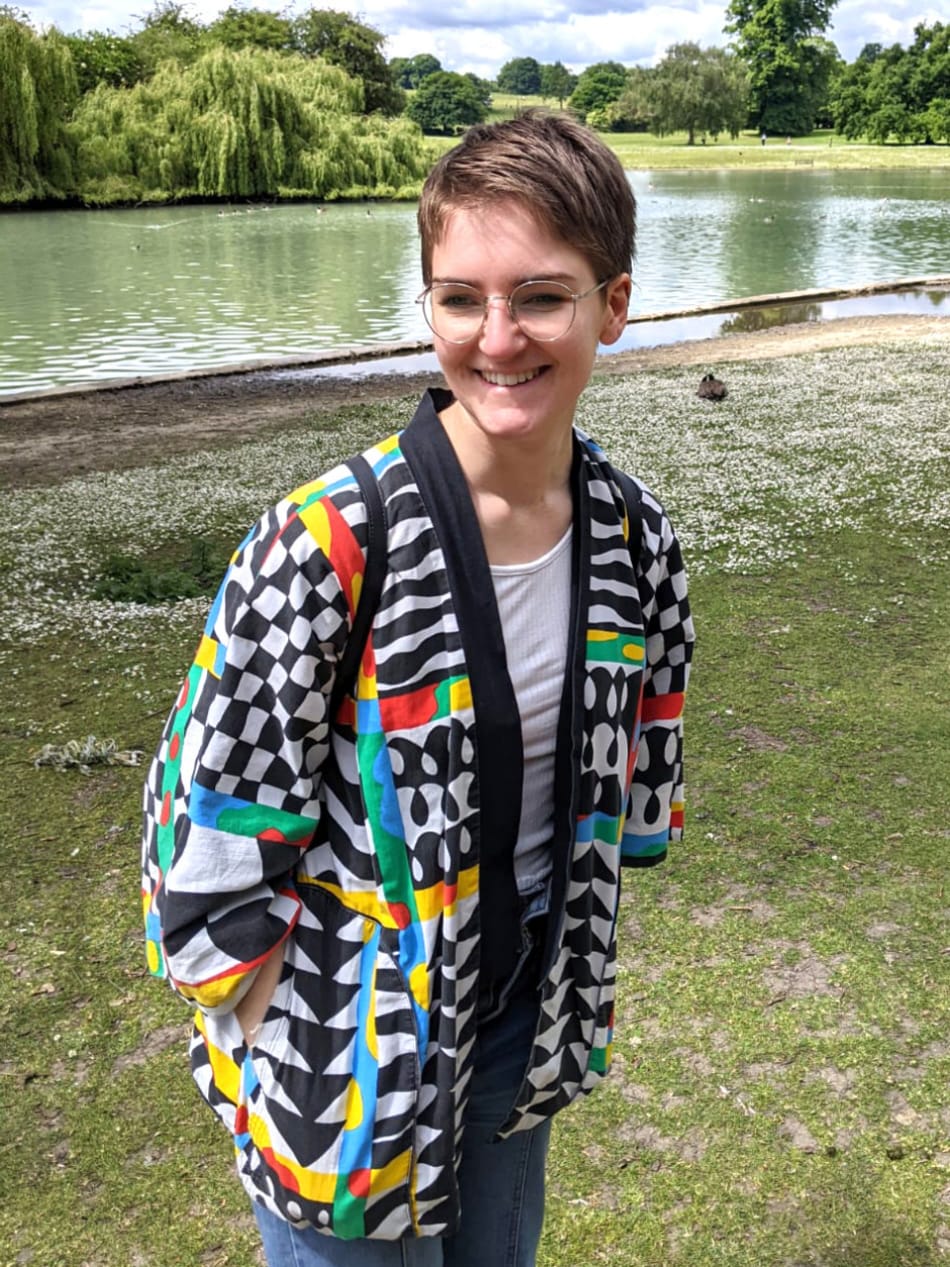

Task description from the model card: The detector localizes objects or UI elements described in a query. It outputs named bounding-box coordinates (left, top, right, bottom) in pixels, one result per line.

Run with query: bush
left=405, top=70, right=487, bottom=134
left=92, top=537, right=221, bottom=603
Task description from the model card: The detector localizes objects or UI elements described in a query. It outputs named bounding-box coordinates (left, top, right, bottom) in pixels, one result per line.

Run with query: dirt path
left=1, top=314, right=946, bottom=487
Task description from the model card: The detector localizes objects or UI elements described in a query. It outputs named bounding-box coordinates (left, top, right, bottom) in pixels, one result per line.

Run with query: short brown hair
left=417, top=110, right=636, bottom=285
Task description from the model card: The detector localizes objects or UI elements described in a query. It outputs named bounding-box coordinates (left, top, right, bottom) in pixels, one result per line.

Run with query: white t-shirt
left=490, top=527, right=572, bottom=893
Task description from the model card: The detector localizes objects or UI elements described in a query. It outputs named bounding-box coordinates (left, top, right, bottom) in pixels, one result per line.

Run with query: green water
left=1, top=168, right=948, bottom=394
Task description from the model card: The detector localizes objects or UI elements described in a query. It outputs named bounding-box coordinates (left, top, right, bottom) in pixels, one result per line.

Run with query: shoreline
left=2, top=140, right=948, bottom=218
left=1, top=312, right=946, bottom=489
left=6, top=275, right=946, bottom=408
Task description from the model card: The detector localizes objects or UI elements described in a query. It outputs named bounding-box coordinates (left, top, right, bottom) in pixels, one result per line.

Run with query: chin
left=461, top=397, right=571, bottom=444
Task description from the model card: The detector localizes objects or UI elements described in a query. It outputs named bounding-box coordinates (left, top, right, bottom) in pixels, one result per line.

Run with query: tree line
left=830, top=25, right=950, bottom=143
left=0, top=2, right=430, bottom=205
left=2, top=1, right=948, bottom=208
left=474, top=14, right=948, bottom=143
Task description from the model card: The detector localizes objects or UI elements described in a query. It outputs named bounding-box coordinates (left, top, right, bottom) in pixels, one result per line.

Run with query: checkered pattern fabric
left=141, top=391, right=694, bottom=1240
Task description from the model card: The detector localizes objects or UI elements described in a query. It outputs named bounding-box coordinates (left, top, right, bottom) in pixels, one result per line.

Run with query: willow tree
left=0, top=11, right=76, bottom=200
left=69, top=46, right=430, bottom=203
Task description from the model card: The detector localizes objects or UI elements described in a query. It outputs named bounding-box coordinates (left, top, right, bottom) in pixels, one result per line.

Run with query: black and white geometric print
left=142, top=391, right=693, bottom=1239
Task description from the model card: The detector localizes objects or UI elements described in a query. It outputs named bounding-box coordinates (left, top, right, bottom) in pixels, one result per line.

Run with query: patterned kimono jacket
left=142, top=388, right=693, bottom=1241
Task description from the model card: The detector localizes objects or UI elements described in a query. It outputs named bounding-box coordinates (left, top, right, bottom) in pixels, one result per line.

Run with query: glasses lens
left=510, top=281, right=575, bottom=341
left=423, top=284, right=484, bottom=343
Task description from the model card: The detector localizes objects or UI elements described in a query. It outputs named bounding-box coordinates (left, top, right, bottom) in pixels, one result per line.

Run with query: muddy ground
left=1, top=314, right=946, bottom=487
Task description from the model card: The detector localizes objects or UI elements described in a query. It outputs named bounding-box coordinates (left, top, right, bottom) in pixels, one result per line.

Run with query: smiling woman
left=419, top=201, right=630, bottom=487
left=139, top=109, right=694, bottom=1267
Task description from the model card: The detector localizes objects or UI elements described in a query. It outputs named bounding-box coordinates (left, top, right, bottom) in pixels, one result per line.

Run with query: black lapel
left=400, top=390, right=523, bottom=980
left=544, top=437, right=588, bottom=971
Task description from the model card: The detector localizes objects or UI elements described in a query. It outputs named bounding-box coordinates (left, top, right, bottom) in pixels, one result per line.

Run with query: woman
left=142, top=110, right=694, bottom=1267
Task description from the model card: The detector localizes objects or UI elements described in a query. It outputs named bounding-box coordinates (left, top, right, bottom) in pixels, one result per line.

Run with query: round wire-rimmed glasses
left=416, top=278, right=609, bottom=344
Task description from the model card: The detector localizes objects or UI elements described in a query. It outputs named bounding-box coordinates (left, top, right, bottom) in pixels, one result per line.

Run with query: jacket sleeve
left=141, top=480, right=365, bottom=1013
left=620, top=492, right=694, bottom=867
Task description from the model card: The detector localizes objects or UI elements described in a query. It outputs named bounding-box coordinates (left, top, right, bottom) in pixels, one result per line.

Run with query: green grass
left=603, top=128, right=950, bottom=171
left=443, top=94, right=950, bottom=170
left=1, top=340, right=948, bottom=1265
left=545, top=532, right=950, bottom=1265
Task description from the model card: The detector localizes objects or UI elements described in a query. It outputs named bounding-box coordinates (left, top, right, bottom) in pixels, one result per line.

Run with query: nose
left=478, top=295, right=526, bottom=354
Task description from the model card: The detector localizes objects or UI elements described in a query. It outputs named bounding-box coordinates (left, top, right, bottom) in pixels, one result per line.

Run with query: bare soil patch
left=2, top=314, right=945, bottom=488
left=761, top=940, right=849, bottom=1001
left=110, top=1022, right=188, bottom=1076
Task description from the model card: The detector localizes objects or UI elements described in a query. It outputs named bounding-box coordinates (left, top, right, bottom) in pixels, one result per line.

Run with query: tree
left=796, top=36, right=840, bottom=129
left=595, top=65, right=655, bottom=132
left=69, top=45, right=429, bottom=202
left=920, top=96, right=950, bottom=142
left=540, top=61, right=576, bottom=107
left=830, top=24, right=950, bottom=141
left=291, top=8, right=404, bottom=114
left=391, top=52, right=441, bottom=89
left=725, top=0, right=840, bottom=133
left=568, top=61, right=627, bottom=120
left=907, top=21, right=950, bottom=122
left=128, top=1, right=207, bottom=74
left=0, top=10, right=76, bottom=200
left=405, top=70, right=487, bottom=134
left=496, top=56, right=542, bottom=95
left=207, top=6, right=292, bottom=52
left=463, top=71, right=493, bottom=109
left=61, top=30, right=146, bottom=93
left=649, top=42, right=749, bottom=143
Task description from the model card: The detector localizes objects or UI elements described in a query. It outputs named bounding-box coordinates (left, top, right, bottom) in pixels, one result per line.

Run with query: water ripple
left=2, top=171, right=949, bottom=396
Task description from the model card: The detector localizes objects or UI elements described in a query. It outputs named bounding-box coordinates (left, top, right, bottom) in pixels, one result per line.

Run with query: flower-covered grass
left=0, top=337, right=947, bottom=1266
left=2, top=343, right=947, bottom=659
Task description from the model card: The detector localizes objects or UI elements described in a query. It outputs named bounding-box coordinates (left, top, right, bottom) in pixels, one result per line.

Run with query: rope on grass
left=33, top=735, right=144, bottom=774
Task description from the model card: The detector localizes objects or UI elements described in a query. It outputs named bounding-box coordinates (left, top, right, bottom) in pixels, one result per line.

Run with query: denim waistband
left=477, top=883, right=551, bottom=1022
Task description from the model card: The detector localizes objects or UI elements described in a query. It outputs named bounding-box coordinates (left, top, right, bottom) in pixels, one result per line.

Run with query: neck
left=439, top=399, right=575, bottom=565
left=440, top=399, right=574, bottom=505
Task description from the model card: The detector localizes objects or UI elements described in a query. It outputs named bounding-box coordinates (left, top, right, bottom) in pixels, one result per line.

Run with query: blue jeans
left=254, top=897, right=552, bottom=1267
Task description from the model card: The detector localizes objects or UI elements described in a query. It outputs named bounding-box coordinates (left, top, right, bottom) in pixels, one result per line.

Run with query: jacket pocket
left=203, top=883, right=423, bottom=1239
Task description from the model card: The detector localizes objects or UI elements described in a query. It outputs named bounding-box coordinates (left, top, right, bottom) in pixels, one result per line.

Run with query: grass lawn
left=604, top=130, right=950, bottom=172
left=1, top=338, right=948, bottom=1265
left=479, top=94, right=950, bottom=171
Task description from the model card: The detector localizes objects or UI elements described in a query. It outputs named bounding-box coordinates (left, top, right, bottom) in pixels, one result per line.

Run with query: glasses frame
left=415, top=278, right=610, bottom=345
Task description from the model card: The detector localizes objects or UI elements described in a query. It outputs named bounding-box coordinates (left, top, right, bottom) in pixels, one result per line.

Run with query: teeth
left=480, top=369, right=541, bottom=387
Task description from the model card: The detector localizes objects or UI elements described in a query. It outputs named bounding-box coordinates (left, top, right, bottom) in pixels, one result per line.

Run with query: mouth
left=477, top=367, right=547, bottom=387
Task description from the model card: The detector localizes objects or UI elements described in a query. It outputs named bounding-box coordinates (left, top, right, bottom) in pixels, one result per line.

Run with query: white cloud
left=828, top=0, right=946, bottom=56
left=21, top=0, right=939, bottom=66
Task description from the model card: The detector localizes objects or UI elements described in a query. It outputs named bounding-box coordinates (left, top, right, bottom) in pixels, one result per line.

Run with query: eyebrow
left=429, top=272, right=581, bottom=288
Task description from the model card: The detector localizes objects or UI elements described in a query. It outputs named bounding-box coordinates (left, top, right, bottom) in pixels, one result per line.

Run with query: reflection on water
left=719, top=303, right=823, bottom=334
left=1, top=166, right=949, bottom=395
left=629, top=167, right=950, bottom=316
left=306, top=288, right=950, bottom=382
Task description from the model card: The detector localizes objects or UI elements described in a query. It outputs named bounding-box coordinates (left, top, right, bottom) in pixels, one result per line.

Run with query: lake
left=2, top=166, right=948, bottom=397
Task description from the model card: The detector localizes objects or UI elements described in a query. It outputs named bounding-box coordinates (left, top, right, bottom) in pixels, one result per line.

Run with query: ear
left=599, top=273, right=632, bottom=346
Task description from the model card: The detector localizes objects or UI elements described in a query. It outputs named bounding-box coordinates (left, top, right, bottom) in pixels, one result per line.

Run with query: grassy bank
left=604, top=130, right=950, bottom=171
left=482, top=95, right=950, bottom=171
left=428, top=125, right=950, bottom=171
left=1, top=338, right=948, bottom=1265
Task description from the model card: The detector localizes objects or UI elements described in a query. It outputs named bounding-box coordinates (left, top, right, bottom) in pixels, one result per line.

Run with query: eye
left=514, top=283, right=573, bottom=312
left=433, top=287, right=482, bottom=311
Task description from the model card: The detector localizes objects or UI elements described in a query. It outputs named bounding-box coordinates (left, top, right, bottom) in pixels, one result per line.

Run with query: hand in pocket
left=234, top=944, right=285, bottom=1046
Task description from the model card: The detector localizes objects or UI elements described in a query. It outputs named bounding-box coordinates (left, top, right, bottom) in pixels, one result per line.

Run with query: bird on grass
left=697, top=373, right=727, bottom=401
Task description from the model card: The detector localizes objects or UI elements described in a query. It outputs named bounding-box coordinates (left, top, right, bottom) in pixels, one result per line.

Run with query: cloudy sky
left=24, top=0, right=943, bottom=74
